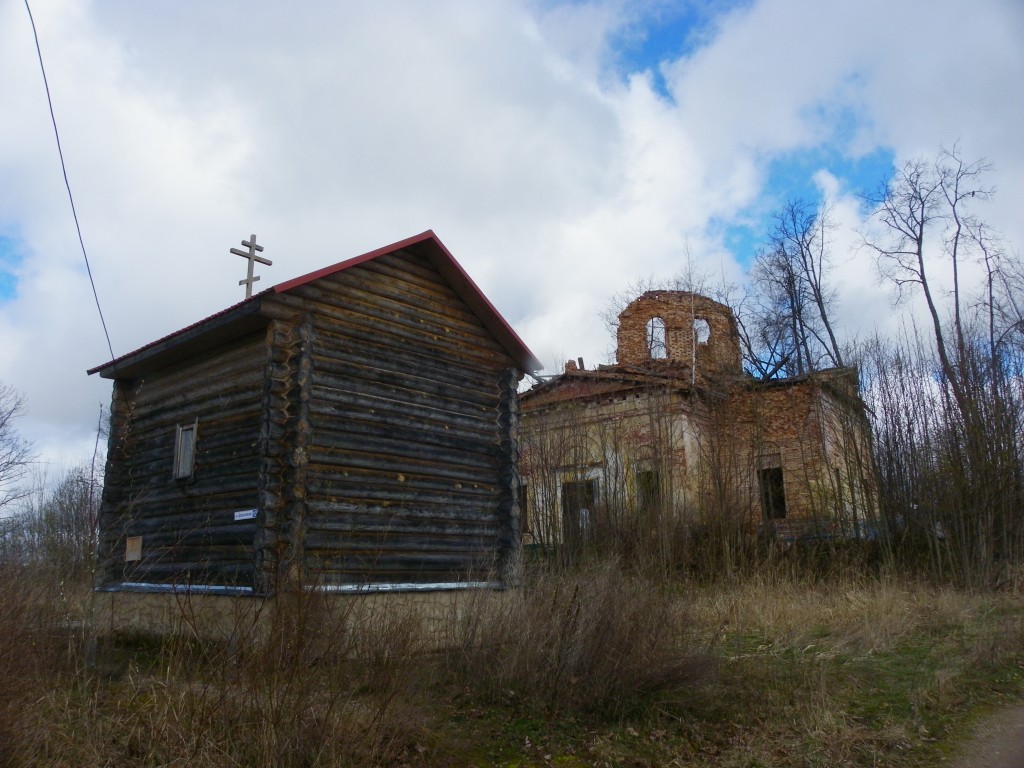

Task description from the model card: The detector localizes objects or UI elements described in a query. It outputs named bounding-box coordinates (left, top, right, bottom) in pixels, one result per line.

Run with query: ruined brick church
left=518, top=291, right=875, bottom=549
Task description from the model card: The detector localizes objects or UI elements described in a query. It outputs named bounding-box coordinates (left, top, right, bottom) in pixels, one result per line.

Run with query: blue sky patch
left=718, top=145, right=896, bottom=267
left=612, top=0, right=752, bottom=97
left=720, top=221, right=763, bottom=266
left=763, top=145, right=895, bottom=209
left=0, top=236, right=22, bottom=300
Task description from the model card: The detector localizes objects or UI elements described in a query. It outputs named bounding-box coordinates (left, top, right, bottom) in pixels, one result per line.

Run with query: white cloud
left=0, top=0, right=1021, bottom=471
left=653, top=0, right=1024, bottom=348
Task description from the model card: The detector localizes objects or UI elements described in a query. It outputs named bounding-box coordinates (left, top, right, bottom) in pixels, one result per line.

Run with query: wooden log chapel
left=89, top=231, right=540, bottom=596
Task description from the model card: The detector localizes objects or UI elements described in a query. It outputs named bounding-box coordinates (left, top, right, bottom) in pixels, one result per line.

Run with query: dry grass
left=1, top=558, right=1023, bottom=767
left=0, top=563, right=87, bottom=767
left=442, top=560, right=709, bottom=717
left=0, top=575, right=434, bottom=767
left=696, top=575, right=989, bottom=652
left=679, top=577, right=1024, bottom=767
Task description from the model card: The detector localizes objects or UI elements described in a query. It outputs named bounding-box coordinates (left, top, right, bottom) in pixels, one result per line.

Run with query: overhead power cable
left=24, top=0, right=116, bottom=365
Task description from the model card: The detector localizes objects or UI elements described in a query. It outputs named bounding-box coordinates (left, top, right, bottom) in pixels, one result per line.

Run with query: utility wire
left=24, top=0, right=117, bottom=365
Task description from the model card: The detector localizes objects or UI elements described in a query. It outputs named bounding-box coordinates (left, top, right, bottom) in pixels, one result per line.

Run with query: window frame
left=172, top=419, right=198, bottom=480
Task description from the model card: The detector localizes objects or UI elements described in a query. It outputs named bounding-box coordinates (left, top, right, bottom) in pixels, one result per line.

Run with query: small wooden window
left=173, top=420, right=198, bottom=480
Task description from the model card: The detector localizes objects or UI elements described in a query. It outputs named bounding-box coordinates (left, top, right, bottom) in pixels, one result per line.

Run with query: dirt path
left=950, top=704, right=1024, bottom=767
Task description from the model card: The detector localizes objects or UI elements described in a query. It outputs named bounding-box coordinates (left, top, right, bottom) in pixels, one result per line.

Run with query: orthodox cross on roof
left=231, top=234, right=272, bottom=299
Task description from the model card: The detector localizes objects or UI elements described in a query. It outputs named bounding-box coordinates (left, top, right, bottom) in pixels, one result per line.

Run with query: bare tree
left=5, top=464, right=98, bottom=576
left=737, top=199, right=844, bottom=378
left=863, top=146, right=1024, bottom=586
left=983, top=237, right=1024, bottom=365
left=0, top=383, right=33, bottom=513
left=863, top=147, right=995, bottom=413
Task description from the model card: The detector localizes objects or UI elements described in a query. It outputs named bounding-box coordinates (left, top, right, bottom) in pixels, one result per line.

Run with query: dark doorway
left=636, top=469, right=661, bottom=520
left=562, top=479, right=597, bottom=547
left=759, top=467, right=787, bottom=519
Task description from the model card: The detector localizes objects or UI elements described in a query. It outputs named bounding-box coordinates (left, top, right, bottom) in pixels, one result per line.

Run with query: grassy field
left=420, top=576, right=1024, bottom=767
left=1, top=563, right=1023, bottom=767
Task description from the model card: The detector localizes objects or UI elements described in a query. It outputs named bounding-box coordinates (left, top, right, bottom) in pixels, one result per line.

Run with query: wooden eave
left=88, top=230, right=541, bottom=380
left=87, top=299, right=268, bottom=380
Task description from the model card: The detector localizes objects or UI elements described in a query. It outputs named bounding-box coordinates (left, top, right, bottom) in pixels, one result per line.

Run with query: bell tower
left=615, top=291, right=742, bottom=378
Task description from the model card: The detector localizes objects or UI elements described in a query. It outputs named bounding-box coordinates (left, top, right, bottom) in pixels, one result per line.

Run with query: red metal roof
left=271, top=230, right=539, bottom=371
left=89, top=230, right=540, bottom=378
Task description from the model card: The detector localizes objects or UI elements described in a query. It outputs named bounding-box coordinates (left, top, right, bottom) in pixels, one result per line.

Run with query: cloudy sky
left=1, top=0, right=1021, bottom=472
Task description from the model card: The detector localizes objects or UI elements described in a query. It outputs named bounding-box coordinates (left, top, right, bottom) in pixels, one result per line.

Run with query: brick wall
left=520, top=291, right=875, bottom=542
left=724, top=382, right=827, bottom=521
left=616, top=291, right=743, bottom=377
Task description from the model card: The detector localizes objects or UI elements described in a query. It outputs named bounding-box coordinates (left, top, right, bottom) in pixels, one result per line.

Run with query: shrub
left=445, top=559, right=709, bottom=718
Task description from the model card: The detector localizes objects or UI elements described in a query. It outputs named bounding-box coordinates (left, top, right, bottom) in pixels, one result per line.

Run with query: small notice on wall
left=234, top=509, right=258, bottom=522
left=125, top=536, right=142, bottom=562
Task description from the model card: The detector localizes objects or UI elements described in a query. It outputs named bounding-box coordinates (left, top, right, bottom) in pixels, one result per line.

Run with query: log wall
left=266, top=248, right=520, bottom=585
left=97, top=334, right=266, bottom=587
